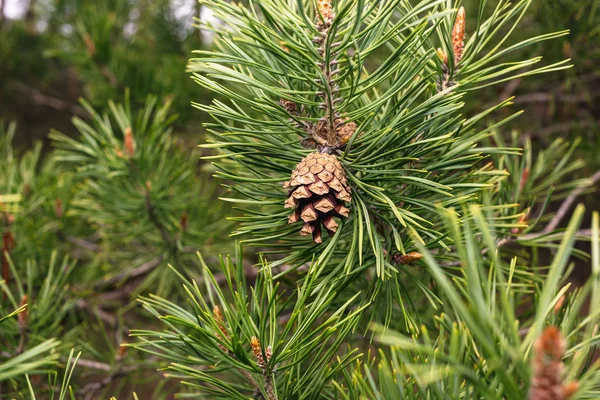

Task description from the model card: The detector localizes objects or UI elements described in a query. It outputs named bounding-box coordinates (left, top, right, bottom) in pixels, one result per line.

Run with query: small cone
left=284, top=152, right=351, bottom=243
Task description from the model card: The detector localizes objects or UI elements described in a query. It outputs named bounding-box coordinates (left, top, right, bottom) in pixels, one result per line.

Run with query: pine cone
left=283, top=152, right=351, bottom=243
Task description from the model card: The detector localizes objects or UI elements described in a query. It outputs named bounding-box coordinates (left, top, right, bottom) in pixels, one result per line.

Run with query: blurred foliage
left=0, top=0, right=207, bottom=146
left=461, top=0, right=600, bottom=169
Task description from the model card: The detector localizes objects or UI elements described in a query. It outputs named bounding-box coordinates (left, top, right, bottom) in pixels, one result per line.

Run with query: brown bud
left=336, top=121, right=357, bottom=144
left=315, top=118, right=328, bottom=138
left=124, top=127, right=136, bottom=157
left=118, top=341, right=128, bottom=359
left=553, top=294, right=566, bottom=314
left=452, top=7, right=466, bottom=65
left=394, top=252, right=423, bottom=265
left=213, top=305, right=230, bottom=339
left=280, top=99, right=297, bottom=114
left=519, top=167, right=530, bottom=193
left=529, top=326, right=577, bottom=400
left=54, top=198, right=64, bottom=218
left=180, top=212, right=189, bottom=232
left=250, top=336, right=265, bottom=368
left=563, top=382, right=579, bottom=399
left=18, top=295, right=28, bottom=328
left=83, top=33, right=96, bottom=57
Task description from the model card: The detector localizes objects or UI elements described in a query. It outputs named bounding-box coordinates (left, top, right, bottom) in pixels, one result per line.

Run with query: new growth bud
left=452, top=7, right=466, bottom=65
left=251, top=336, right=266, bottom=368
left=316, top=0, right=333, bottom=30
left=213, top=305, right=230, bottom=352
left=529, top=326, right=578, bottom=400
left=124, top=127, right=136, bottom=157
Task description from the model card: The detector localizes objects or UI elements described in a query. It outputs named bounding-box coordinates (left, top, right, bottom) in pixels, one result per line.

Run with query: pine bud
left=529, top=326, right=578, bottom=400
left=553, top=294, right=566, bottom=314
left=336, top=120, right=357, bottom=144
left=563, top=382, right=579, bottom=399
left=213, top=306, right=230, bottom=352
left=519, top=167, right=530, bottom=193
left=213, top=306, right=229, bottom=338
left=83, top=33, right=96, bottom=57
left=452, top=7, right=466, bottom=65
left=393, top=251, right=423, bottom=265
left=18, top=295, right=28, bottom=328
left=436, top=48, right=448, bottom=65
left=118, top=341, right=128, bottom=359
left=124, top=127, right=136, bottom=157
left=316, top=0, right=333, bottom=29
left=180, top=212, right=189, bottom=232
left=55, top=198, right=64, bottom=218
left=511, top=209, right=530, bottom=235
left=251, top=336, right=266, bottom=368
left=280, top=99, right=298, bottom=115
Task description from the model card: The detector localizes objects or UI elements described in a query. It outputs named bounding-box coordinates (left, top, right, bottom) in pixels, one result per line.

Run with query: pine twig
left=531, top=170, right=600, bottom=235
left=8, top=82, right=88, bottom=117
left=93, top=256, right=164, bottom=290
left=441, top=170, right=600, bottom=267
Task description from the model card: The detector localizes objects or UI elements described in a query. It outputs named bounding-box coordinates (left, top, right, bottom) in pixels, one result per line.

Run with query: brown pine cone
left=283, top=152, right=351, bottom=243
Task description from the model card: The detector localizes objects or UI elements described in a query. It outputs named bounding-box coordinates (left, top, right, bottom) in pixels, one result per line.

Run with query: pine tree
left=1, top=0, right=600, bottom=398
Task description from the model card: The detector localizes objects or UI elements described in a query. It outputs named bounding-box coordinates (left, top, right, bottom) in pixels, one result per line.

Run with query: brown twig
left=8, top=82, right=88, bottom=118
left=528, top=170, right=600, bottom=236
left=441, top=170, right=600, bottom=267
left=93, top=256, right=164, bottom=290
